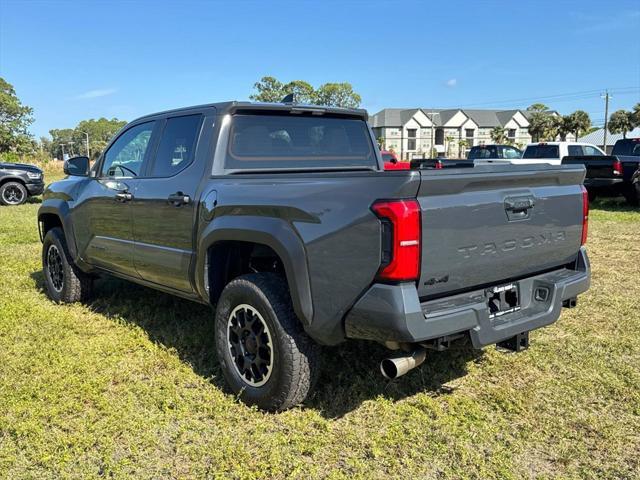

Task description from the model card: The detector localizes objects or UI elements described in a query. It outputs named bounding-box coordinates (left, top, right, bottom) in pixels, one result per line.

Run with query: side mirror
left=64, top=156, right=90, bottom=176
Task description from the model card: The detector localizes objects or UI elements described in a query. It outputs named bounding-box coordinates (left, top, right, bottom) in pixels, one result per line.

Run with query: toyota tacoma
left=38, top=101, right=591, bottom=410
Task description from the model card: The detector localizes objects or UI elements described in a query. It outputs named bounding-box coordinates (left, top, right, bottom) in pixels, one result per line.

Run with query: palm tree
left=631, top=103, right=640, bottom=129
left=570, top=110, right=591, bottom=141
left=526, top=103, right=549, bottom=112
left=490, top=127, right=507, bottom=144
left=555, top=115, right=573, bottom=141
left=608, top=110, right=634, bottom=139
left=445, top=135, right=454, bottom=157
left=458, top=139, right=469, bottom=157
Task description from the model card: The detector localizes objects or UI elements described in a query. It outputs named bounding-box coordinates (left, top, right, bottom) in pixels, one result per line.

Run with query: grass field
left=1, top=170, right=639, bottom=479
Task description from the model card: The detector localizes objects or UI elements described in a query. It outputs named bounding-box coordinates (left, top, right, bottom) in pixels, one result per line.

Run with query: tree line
left=2, top=74, right=638, bottom=162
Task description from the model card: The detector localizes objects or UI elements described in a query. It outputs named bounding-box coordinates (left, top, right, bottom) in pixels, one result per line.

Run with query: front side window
left=150, top=115, right=202, bottom=177
left=582, top=145, right=604, bottom=156
left=226, top=114, right=376, bottom=170
left=101, top=122, right=155, bottom=178
left=502, top=146, right=522, bottom=159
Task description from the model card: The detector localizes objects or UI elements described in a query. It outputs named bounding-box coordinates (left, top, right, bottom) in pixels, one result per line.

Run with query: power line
left=443, top=86, right=639, bottom=109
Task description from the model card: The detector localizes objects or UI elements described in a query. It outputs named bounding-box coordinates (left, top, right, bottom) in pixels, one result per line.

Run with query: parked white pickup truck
left=475, top=142, right=605, bottom=166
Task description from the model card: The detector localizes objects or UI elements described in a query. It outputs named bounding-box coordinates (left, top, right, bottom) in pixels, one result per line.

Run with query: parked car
left=381, top=150, right=409, bottom=170
left=518, top=142, right=605, bottom=166
left=468, top=144, right=522, bottom=164
left=38, top=101, right=591, bottom=411
left=0, top=161, right=45, bottom=206
left=563, top=138, right=640, bottom=204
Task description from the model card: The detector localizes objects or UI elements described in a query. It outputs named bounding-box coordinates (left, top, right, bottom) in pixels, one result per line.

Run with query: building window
left=465, top=129, right=474, bottom=143
left=408, top=139, right=416, bottom=150
left=508, top=129, right=516, bottom=139
left=435, top=128, right=444, bottom=145
left=407, top=129, right=417, bottom=138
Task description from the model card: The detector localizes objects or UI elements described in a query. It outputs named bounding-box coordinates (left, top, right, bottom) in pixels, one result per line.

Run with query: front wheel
left=0, top=181, right=28, bottom=206
left=42, top=227, right=93, bottom=303
left=214, top=273, right=321, bottom=411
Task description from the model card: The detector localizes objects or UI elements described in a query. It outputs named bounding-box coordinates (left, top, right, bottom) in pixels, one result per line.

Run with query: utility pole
left=430, top=110, right=437, bottom=158
left=602, top=90, right=611, bottom=153
left=80, top=131, right=90, bottom=158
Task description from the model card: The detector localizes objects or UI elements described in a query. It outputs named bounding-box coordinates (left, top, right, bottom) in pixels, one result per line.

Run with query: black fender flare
left=196, top=215, right=313, bottom=326
left=37, top=201, right=79, bottom=259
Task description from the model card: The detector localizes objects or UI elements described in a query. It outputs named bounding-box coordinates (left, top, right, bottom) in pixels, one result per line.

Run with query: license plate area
left=486, top=283, right=521, bottom=319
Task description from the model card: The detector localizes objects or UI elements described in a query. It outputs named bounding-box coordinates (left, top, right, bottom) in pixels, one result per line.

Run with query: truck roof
left=526, top=142, right=596, bottom=147
left=130, top=101, right=369, bottom=124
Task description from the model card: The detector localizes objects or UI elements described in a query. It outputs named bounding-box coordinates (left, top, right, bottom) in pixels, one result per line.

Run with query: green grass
left=1, top=173, right=639, bottom=479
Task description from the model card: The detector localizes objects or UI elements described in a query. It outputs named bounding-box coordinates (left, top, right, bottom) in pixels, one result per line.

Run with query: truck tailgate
left=416, top=165, right=586, bottom=299
left=562, top=155, right=618, bottom=179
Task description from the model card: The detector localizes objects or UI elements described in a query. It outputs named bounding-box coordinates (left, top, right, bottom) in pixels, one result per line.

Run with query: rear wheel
left=0, top=181, right=27, bottom=206
left=623, top=185, right=639, bottom=206
left=42, top=227, right=92, bottom=303
left=214, top=273, right=321, bottom=411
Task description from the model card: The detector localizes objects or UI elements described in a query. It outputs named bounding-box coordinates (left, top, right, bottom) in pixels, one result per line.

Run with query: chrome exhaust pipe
left=380, top=347, right=427, bottom=380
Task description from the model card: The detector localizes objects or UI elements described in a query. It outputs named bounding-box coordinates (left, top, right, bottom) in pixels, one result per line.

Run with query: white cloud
left=74, top=88, right=117, bottom=100
left=446, top=78, right=457, bottom=88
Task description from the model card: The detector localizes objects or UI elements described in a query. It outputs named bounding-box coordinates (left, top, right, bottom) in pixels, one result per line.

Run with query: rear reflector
left=581, top=185, right=589, bottom=245
left=371, top=199, right=421, bottom=281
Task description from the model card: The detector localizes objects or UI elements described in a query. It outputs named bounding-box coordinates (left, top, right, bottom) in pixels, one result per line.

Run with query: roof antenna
left=281, top=93, right=295, bottom=104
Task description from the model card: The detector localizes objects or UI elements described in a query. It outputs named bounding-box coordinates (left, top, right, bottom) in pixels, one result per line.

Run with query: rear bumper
left=26, top=181, right=45, bottom=196
left=344, top=247, right=590, bottom=348
left=584, top=177, right=624, bottom=189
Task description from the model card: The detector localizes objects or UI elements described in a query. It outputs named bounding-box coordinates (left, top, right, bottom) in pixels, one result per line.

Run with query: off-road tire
left=42, top=227, right=92, bottom=303
left=623, top=185, right=639, bottom=207
left=214, top=273, right=321, bottom=411
left=0, top=181, right=28, bottom=206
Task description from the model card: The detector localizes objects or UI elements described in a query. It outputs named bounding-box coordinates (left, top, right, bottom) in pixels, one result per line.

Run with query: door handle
left=115, top=192, right=133, bottom=202
left=167, top=192, right=191, bottom=206
left=504, top=197, right=535, bottom=212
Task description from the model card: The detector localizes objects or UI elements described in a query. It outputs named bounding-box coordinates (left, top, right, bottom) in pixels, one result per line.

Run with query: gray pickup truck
left=38, top=101, right=591, bottom=410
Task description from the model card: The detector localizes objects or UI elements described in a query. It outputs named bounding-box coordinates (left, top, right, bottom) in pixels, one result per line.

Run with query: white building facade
left=369, top=108, right=573, bottom=159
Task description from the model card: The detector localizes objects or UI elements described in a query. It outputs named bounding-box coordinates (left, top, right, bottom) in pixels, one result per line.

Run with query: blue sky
left=1, top=0, right=639, bottom=138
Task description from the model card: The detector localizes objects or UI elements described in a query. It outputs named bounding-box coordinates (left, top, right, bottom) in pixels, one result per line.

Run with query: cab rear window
left=612, top=139, right=640, bottom=156
left=225, top=114, right=376, bottom=170
left=523, top=145, right=560, bottom=159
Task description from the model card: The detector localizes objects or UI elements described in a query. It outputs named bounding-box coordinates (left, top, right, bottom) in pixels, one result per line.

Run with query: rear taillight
left=371, top=199, right=421, bottom=281
left=613, top=159, right=623, bottom=176
left=581, top=185, right=589, bottom=245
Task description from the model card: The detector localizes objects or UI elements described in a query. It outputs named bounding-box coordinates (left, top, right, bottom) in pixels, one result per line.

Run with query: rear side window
left=225, top=114, right=376, bottom=170
left=568, top=145, right=583, bottom=156
left=150, top=115, right=202, bottom=177
left=523, top=145, right=560, bottom=159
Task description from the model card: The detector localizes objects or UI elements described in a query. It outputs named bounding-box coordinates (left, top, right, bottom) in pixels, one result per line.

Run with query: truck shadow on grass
left=31, top=272, right=482, bottom=418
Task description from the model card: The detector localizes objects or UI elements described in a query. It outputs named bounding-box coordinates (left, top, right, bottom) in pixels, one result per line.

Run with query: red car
left=381, top=150, right=410, bottom=170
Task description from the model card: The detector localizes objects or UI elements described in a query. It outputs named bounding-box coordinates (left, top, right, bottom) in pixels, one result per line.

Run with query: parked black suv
left=0, top=161, right=45, bottom=206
